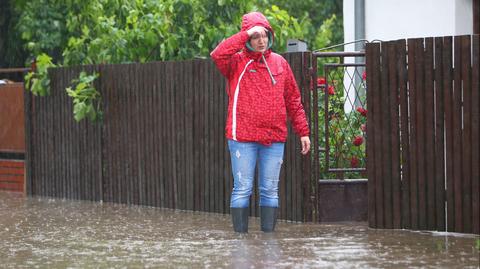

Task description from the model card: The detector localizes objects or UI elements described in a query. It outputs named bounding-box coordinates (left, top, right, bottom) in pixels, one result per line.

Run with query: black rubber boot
left=231, top=207, right=249, bottom=233
left=260, top=206, right=278, bottom=232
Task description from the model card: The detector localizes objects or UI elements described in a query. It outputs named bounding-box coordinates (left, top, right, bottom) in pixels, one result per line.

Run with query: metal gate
left=311, top=51, right=367, bottom=180
left=304, top=49, right=369, bottom=222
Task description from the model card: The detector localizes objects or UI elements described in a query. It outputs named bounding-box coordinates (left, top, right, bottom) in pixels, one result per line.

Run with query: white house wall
left=344, top=0, right=473, bottom=45
left=342, top=0, right=473, bottom=113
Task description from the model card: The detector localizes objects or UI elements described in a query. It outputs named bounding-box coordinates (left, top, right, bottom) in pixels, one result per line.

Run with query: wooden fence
left=24, top=53, right=313, bottom=222
left=366, top=35, right=480, bottom=234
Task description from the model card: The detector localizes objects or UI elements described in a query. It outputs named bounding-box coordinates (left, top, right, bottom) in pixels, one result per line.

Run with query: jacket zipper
left=232, top=59, right=254, bottom=141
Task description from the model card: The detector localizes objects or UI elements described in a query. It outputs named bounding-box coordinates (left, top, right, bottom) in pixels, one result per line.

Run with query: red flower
left=362, top=70, right=367, bottom=81
left=350, top=157, right=360, bottom=168
left=317, top=77, right=335, bottom=95
left=360, top=124, right=367, bottom=132
left=317, top=77, right=326, bottom=86
left=353, top=136, right=364, bottom=146
left=356, top=106, right=367, bottom=117
left=327, top=85, right=335, bottom=95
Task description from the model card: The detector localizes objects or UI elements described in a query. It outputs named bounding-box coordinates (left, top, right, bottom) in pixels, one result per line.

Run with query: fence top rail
left=313, top=51, right=365, bottom=58
left=0, top=68, right=31, bottom=74
left=324, top=63, right=365, bottom=68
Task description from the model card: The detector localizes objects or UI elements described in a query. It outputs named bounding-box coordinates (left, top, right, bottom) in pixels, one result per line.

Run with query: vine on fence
left=66, top=71, right=102, bottom=122
left=24, top=54, right=56, bottom=96
left=25, top=54, right=101, bottom=123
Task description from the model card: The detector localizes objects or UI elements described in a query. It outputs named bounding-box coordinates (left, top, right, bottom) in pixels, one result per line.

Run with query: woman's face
left=249, top=30, right=268, bottom=53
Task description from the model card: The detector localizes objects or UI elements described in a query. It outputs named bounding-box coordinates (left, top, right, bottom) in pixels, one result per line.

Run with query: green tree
left=9, top=0, right=342, bottom=66
left=257, top=0, right=343, bottom=50
left=11, top=0, right=342, bottom=122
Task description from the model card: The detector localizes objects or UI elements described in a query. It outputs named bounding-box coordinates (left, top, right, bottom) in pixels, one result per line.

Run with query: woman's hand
left=300, top=136, right=311, bottom=155
left=247, top=26, right=267, bottom=37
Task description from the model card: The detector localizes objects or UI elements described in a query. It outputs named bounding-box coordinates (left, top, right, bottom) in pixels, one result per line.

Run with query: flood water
left=0, top=191, right=478, bottom=268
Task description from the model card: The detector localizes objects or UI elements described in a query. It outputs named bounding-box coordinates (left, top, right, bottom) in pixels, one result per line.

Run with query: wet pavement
left=0, top=191, right=478, bottom=268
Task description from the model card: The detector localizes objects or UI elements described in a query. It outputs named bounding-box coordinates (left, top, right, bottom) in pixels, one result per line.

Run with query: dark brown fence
left=366, top=35, right=480, bottom=234
left=24, top=53, right=313, bottom=222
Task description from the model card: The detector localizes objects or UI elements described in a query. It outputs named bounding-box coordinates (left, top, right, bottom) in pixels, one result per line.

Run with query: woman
left=211, top=11, right=310, bottom=233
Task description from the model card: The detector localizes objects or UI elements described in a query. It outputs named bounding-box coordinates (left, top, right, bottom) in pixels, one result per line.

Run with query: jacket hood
left=241, top=12, right=274, bottom=57
left=241, top=12, right=274, bottom=34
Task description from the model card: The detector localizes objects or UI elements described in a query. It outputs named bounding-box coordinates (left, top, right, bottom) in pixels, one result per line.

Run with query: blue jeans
left=227, top=140, right=285, bottom=208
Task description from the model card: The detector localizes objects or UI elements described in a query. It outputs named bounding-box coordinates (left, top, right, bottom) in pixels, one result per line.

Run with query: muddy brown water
left=0, top=191, right=478, bottom=268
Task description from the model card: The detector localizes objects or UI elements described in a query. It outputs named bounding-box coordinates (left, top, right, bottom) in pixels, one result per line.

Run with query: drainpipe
left=354, top=0, right=365, bottom=108
left=354, top=0, right=366, bottom=53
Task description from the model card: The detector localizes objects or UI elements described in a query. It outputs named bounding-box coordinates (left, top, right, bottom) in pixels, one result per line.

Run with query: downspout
left=354, top=0, right=365, bottom=108
left=354, top=0, right=366, bottom=53
left=474, top=0, right=479, bottom=34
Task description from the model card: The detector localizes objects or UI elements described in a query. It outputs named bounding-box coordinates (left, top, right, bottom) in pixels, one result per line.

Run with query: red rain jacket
left=210, top=12, right=310, bottom=145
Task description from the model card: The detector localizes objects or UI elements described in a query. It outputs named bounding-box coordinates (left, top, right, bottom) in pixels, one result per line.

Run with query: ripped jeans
left=227, top=139, right=285, bottom=208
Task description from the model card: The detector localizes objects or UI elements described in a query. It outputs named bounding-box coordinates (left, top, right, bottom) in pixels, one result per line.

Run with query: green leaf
left=73, top=102, right=87, bottom=122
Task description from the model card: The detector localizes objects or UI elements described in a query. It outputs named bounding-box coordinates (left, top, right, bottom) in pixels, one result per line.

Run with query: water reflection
left=0, top=191, right=478, bottom=268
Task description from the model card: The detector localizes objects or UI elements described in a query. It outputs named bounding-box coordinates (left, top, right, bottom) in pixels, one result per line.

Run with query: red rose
left=350, top=157, right=360, bottom=167
left=327, top=85, right=335, bottom=95
left=317, top=77, right=326, bottom=86
left=356, top=107, right=367, bottom=117
left=353, top=136, right=364, bottom=146
left=362, top=71, right=367, bottom=81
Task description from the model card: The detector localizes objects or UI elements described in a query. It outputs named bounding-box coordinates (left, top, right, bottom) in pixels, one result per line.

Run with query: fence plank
left=374, top=42, right=385, bottom=228
left=293, top=53, right=302, bottom=221
left=51, top=69, right=60, bottom=198
left=302, top=52, right=312, bottom=222
left=103, top=65, right=112, bottom=203
left=460, top=36, right=472, bottom=234
left=95, top=65, right=103, bottom=201
left=175, top=61, right=183, bottom=209
left=139, top=63, right=147, bottom=205
left=169, top=61, right=178, bottom=209
left=186, top=60, right=194, bottom=211
left=208, top=61, right=215, bottom=213
left=222, top=72, right=231, bottom=214
left=140, top=63, right=149, bottom=205
left=200, top=61, right=207, bottom=212
left=453, top=36, right=464, bottom=232
left=113, top=64, right=122, bottom=203
left=203, top=60, right=210, bottom=212
left=181, top=61, right=187, bottom=210
left=372, top=42, right=384, bottom=228
left=366, top=43, right=378, bottom=228
left=381, top=42, right=393, bottom=229
left=51, top=69, right=59, bottom=198
left=424, top=38, right=436, bottom=230
left=47, top=69, right=55, bottom=198
left=387, top=41, right=402, bottom=229
left=158, top=62, right=166, bottom=208
left=193, top=60, right=201, bottom=211
left=125, top=64, right=134, bottom=204
left=311, top=57, right=319, bottom=223
left=414, top=39, right=427, bottom=231
left=407, top=39, right=419, bottom=229
left=443, top=37, right=455, bottom=232
left=396, top=39, right=410, bottom=229
left=471, top=35, right=480, bottom=235
left=434, top=37, right=446, bottom=232
left=133, top=63, right=141, bottom=205
left=213, top=60, right=220, bottom=213
left=147, top=63, right=155, bottom=206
